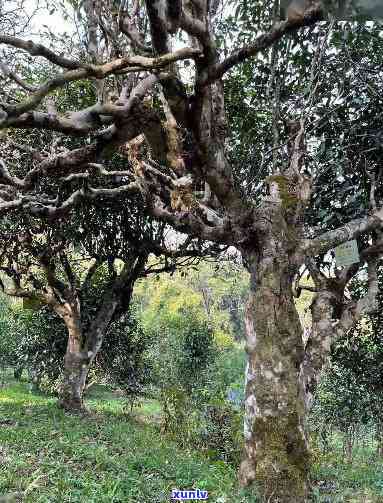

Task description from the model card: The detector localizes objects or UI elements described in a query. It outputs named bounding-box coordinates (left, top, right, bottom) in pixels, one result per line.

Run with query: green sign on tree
left=335, top=240, right=360, bottom=268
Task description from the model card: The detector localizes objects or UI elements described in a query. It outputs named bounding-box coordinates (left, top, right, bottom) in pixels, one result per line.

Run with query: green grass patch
left=1, top=372, right=383, bottom=502
left=311, top=434, right=383, bottom=502
left=0, top=375, right=254, bottom=502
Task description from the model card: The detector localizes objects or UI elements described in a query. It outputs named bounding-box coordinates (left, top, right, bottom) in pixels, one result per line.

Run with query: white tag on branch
left=335, top=240, right=360, bottom=267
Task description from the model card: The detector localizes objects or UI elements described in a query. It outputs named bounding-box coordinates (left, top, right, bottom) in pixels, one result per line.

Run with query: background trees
left=0, top=194, right=214, bottom=410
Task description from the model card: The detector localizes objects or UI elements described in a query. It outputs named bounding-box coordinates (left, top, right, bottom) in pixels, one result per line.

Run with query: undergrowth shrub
left=150, top=307, right=244, bottom=464
left=98, top=311, right=152, bottom=410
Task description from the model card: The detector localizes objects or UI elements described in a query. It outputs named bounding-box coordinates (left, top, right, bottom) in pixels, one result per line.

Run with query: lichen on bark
left=252, top=413, right=310, bottom=501
left=266, top=174, right=299, bottom=209
left=239, top=201, right=310, bottom=501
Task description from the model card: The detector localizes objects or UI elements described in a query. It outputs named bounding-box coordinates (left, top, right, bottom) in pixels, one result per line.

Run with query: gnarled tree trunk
left=57, top=258, right=143, bottom=412
left=59, top=323, right=112, bottom=412
left=239, top=200, right=310, bottom=502
left=58, top=313, right=116, bottom=412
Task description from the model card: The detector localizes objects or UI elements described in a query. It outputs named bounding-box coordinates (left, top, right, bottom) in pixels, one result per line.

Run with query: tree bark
left=58, top=318, right=114, bottom=412
left=59, top=320, right=89, bottom=412
left=376, top=420, right=383, bottom=457
left=57, top=258, right=143, bottom=411
left=298, top=289, right=340, bottom=411
left=239, top=201, right=310, bottom=502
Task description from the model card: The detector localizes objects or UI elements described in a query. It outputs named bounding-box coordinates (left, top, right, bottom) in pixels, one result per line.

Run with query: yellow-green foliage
left=134, top=261, right=249, bottom=349
left=214, top=328, right=235, bottom=349
left=23, top=297, right=43, bottom=311
left=135, top=275, right=202, bottom=331
left=135, top=260, right=314, bottom=345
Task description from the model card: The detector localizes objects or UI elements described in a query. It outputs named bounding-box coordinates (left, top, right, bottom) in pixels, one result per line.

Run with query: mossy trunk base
left=239, top=415, right=310, bottom=501
left=239, top=206, right=310, bottom=501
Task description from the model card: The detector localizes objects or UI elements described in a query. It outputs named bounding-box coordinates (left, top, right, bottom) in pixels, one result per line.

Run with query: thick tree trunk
left=59, top=322, right=114, bottom=411
left=28, top=367, right=42, bottom=391
left=59, top=320, right=89, bottom=412
left=239, top=202, right=310, bottom=501
left=55, top=283, right=120, bottom=411
left=57, top=282, right=131, bottom=411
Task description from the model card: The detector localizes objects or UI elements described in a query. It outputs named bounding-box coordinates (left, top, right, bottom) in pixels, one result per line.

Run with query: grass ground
left=0, top=372, right=383, bottom=502
left=311, top=436, right=383, bottom=502
left=0, top=373, right=254, bottom=503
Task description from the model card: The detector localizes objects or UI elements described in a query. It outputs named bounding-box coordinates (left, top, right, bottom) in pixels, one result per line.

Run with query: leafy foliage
left=4, top=304, right=66, bottom=391
left=135, top=262, right=248, bottom=463
left=98, top=311, right=152, bottom=410
left=310, top=265, right=383, bottom=459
